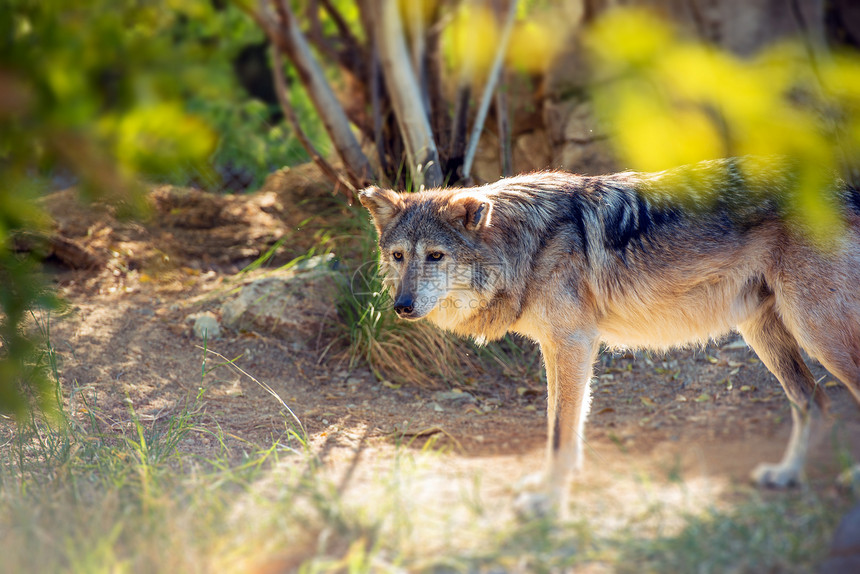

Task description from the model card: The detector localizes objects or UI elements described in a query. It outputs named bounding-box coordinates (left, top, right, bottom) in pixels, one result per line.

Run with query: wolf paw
left=515, top=472, right=545, bottom=492
left=751, top=463, right=802, bottom=488
left=513, top=491, right=553, bottom=520
left=512, top=473, right=560, bottom=520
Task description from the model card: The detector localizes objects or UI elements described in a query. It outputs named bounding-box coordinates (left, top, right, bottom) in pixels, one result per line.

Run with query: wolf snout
left=393, top=295, right=415, bottom=318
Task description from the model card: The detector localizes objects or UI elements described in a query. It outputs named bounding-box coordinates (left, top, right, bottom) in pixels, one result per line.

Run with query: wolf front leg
left=515, top=332, right=599, bottom=518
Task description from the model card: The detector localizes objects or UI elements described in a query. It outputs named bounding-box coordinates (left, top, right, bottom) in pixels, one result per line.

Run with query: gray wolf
left=359, top=157, right=860, bottom=516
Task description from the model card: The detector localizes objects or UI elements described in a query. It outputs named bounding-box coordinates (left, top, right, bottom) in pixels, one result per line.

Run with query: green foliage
left=616, top=496, right=838, bottom=573
left=440, top=0, right=566, bottom=78
left=0, top=0, right=332, bottom=414
left=179, top=3, right=327, bottom=184
left=587, top=8, right=860, bottom=247
left=0, top=0, right=209, bottom=414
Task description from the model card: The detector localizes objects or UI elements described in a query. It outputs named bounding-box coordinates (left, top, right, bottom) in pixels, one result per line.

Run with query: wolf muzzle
left=393, top=293, right=415, bottom=318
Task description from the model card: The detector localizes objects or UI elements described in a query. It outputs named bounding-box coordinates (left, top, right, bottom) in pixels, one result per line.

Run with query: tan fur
left=360, top=158, right=860, bottom=516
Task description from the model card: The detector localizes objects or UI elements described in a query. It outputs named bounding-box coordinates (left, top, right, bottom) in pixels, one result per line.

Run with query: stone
left=192, top=312, right=221, bottom=340
left=220, top=255, right=342, bottom=345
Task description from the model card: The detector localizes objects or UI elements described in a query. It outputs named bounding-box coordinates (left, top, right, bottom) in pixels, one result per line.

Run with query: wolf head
left=359, top=186, right=497, bottom=328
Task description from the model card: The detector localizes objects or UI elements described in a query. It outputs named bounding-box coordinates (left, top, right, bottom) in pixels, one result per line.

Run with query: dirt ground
left=36, top=165, right=860, bottom=522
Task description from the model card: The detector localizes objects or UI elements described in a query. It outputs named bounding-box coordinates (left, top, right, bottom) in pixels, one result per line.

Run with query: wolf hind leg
left=738, top=299, right=825, bottom=487
left=780, top=299, right=860, bottom=487
left=787, top=310, right=860, bottom=406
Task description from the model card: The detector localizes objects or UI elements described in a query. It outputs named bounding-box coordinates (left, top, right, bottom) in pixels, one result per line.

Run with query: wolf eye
left=392, top=251, right=403, bottom=261
left=427, top=252, right=444, bottom=261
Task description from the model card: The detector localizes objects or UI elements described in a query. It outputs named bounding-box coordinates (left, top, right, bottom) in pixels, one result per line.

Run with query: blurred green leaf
left=0, top=0, right=307, bottom=415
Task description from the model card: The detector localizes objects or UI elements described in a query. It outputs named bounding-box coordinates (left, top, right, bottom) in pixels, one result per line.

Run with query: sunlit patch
left=442, top=4, right=567, bottom=80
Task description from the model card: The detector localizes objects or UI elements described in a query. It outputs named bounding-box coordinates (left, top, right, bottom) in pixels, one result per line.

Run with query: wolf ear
left=447, top=194, right=492, bottom=232
left=359, top=186, right=403, bottom=235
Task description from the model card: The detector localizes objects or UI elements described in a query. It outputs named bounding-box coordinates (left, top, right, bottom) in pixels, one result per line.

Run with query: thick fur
left=360, top=158, right=860, bottom=515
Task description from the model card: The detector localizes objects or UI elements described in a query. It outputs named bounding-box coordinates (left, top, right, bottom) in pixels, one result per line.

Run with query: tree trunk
left=258, top=0, right=375, bottom=189
left=371, top=0, right=443, bottom=190
left=270, top=46, right=357, bottom=204
left=461, top=0, right=519, bottom=182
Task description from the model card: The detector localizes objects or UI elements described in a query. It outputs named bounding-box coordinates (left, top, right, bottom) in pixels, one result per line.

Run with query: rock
left=433, top=390, right=476, bottom=403
left=192, top=312, right=221, bottom=340
left=220, top=255, right=342, bottom=345
left=543, top=98, right=616, bottom=175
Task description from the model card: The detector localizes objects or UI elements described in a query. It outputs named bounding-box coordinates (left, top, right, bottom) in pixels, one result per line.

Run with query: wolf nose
left=393, top=296, right=414, bottom=316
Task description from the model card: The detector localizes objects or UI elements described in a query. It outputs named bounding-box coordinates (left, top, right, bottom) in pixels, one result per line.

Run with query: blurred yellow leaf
left=442, top=4, right=499, bottom=79
left=586, top=7, right=859, bottom=248
left=587, top=8, right=672, bottom=68
left=507, top=19, right=564, bottom=73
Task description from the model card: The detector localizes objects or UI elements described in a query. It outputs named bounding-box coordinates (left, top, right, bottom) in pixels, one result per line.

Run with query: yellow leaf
left=507, top=19, right=564, bottom=73
left=442, top=4, right=499, bottom=78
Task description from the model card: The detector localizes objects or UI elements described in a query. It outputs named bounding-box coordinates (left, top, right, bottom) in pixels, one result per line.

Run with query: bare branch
left=448, top=84, right=470, bottom=181
left=296, top=1, right=374, bottom=141
left=425, top=22, right=451, bottom=161
left=405, top=0, right=431, bottom=114
left=319, top=0, right=363, bottom=52
left=371, top=0, right=443, bottom=189
left=496, top=79, right=512, bottom=177
left=267, top=0, right=375, bottom=188
left=462, top=0, right=520, bottom=182
left=369, top=43, right=390, bottom=179
left=303, top=0, right=341, bottom=63
left=270, top=46, right=357, bottom=204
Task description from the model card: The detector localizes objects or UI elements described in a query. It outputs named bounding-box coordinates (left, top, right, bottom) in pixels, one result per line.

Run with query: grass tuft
left=328, top=221, right=474, bottom=387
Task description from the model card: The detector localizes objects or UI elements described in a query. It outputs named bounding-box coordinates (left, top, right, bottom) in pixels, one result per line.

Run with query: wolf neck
left=436, top=172, right=603, bottom=344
